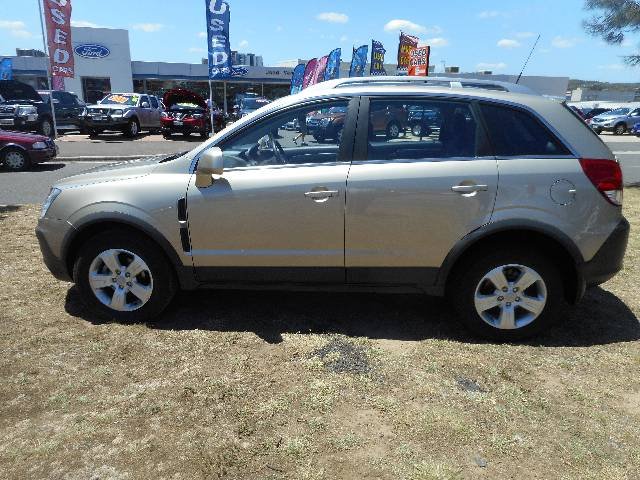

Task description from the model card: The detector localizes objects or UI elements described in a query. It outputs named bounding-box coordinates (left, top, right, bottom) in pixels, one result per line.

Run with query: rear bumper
left=579, top=218, right=630, bottom=289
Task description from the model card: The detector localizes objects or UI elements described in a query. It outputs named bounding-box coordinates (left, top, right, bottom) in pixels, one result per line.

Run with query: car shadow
left=64, top=286, right=640, bottom=347
left=0, top=205, right=21, bottom=220
left=32, top=163, right=66, bottom=172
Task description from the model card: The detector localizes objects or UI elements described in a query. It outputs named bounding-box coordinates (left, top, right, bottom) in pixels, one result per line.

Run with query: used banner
left=370, top=40, right=386, bottom=76
left=43, top=0, right=74, bottom=78
left=324, top=48, right=342, bottom=81
left=205, top=0, right=232, bottom=79
left=397, top=32, right=419, bottom=75
left=408, top=46, right=430, bottom=76
left=349, top=45, right=368, bottom=77
left=0, top=58, right=12, bottom=80
left=290, top=63, right=306, bottom=94
left=311, top=55, right=329, bottom=85
left=302, top=58, right=318, bottom=89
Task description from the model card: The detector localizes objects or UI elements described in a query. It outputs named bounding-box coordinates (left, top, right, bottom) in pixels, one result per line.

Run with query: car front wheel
left=450, top=248, right=563, bottom=340
left=386, top=121, right=401, bottom=139
left=39, top=117, right=53, bottom=137
left=614, top=123, right=627, bottom=135
left=1, top=148, right=30, bottom=171
left=124, top=119, right=140, bottom=138
left=73, top=230, right=177, bottom=322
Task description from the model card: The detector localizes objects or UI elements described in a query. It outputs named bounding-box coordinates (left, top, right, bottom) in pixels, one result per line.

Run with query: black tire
left=314, top=135, right=325, bottom=143
left=448, top=247, right=564, bottom=341
left=88, top=128, right=102, bottom=138
left=162, top=133, right=171, bottom=140
left=411, top=122, right=423, bottom=137
left=200, top=131, right=209, bottom=139
left=183, top=132, right=191, bottom=138
left=1, top=148, right=31, bottom=171
left=73, top=229, right=177, bottom=323
left=39, top=117, right=54, bottom=137
left=613, top=123, right=626, bottom=136
left=123, top=118, right=140, bottom=138
left=386, top=121, right=401, bottom=139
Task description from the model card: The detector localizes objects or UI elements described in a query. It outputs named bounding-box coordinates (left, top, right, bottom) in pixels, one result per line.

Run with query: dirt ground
left=1, top=191, right=639, bottom=480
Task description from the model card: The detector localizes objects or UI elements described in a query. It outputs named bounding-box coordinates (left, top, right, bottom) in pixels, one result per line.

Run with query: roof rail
left=306, top=76, right=538, bottom=95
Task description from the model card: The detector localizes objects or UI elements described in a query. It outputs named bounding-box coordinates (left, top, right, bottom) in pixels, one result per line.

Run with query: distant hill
left=569, top=79, right=640, bottom=92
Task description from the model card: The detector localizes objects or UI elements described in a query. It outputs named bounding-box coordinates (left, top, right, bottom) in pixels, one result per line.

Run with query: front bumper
left=161, top=119, right=207, bottom=134
left=591, top=124, right=615, bottom=132
left=0, top=116, right=40, bottom=131
left=579, top=218, right=630, bottom=288
left=29, top=145, right=58, bottom=164
left=84, top=116, right=129, bottom=130
left=36, top=218, right=74, bottom=282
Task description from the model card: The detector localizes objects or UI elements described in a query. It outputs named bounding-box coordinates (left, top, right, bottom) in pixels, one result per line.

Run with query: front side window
left=367, top=99, right=485, bottom=161
left=219, top=100, right=350, bottom=168
left=480, top=103, right=570, bottom=157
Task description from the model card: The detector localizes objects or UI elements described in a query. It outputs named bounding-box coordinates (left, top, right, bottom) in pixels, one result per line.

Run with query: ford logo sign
left=74, top=44, right=110, bottom=59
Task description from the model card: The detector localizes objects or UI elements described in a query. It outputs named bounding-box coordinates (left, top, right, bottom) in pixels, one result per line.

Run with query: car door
left=345, top=96, right=498, bottom=287
left=138, top=95, right=150, bottom=127
left=52, top=92, right=69, bottom=127
left=148, top=96, right=161, bottom=128
left=186, top=97, right=357, bottom=284
left=626, top=108, right=640, bottom=129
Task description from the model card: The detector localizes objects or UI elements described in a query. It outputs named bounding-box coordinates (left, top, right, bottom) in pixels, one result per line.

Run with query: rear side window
left=150, top=96, right=159, bottom=109
left=480, top=103, right=570, bottom=157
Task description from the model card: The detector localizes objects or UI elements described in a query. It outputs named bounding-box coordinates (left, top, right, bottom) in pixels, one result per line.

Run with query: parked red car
left=161, top=89, right=225, bottom=139
left=0, top=129, right=57, bottom=171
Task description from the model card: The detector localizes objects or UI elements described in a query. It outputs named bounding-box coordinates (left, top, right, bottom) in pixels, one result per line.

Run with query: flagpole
left=208, top=79, right=214, bottom=137
left=36, top=0, right=57, bottom=139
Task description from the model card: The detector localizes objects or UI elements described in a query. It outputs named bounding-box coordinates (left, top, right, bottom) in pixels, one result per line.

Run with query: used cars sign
left=74, top=44, right=110, bottom=59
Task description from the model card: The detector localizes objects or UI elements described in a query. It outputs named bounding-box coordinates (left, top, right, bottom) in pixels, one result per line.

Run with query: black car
left=0, top=80, right=54, bottom=137
left=407, top=106, right=442, bottom=137
left=38, top=90, right=87, bottom=134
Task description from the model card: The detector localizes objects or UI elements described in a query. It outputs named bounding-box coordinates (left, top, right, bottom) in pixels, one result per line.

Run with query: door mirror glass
left=196, top=147, right=224, bottom=188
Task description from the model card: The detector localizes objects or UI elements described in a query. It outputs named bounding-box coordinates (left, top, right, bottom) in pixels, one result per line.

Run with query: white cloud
left=71, top=20, right=100, bottom=28
left=188, top=47, right=206, bottom=53
left=132, top=23, right=164, bottom=33
left=552, top=36, right=579, bottom=48
left=477, top=62, right=507, bottom=71
left=478, top=11, right=503, bottom=19
left=426, top=37, right=449, bottom=47
left=197, top=31, right=207, bottom=38
left=497, top=39, right=521, bottom=49
left=0, top=20, right=32, bottom=39
left=516, top=32, right=536, bottom=39
left=316, top=12, right=349, bottom=24
left=384, top=19, right=443, bottom=35
left=622, top=38, right=634, bottom=48
left=238, top=40, right=249, bottom=49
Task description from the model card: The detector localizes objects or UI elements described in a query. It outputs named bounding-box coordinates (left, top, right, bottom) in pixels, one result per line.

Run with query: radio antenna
left=516, top=34, right=541, bottom=84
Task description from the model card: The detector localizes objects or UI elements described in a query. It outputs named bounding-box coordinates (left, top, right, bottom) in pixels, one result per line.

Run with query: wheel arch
left=63, top=216, right=196, bottom=289
left=0, top=143, right=29, bottom=157
left=438, top=220, right=586, bottom=304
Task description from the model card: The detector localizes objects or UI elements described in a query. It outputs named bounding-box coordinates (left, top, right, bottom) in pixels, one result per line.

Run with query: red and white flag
left=43, top=0, right=75, bottom=78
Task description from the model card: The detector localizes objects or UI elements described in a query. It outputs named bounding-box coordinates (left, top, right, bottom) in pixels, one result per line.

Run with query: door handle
left=304, top=190, right=339, bottom=199
left=451, top=184, right=489, bottom=194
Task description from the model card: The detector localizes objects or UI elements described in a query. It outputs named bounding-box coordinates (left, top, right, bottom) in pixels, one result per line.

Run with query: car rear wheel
left=73, top=230, right=177, bottom=322
left=88, top=128, right=102, bottom=138
left=449, top=247, right=564, bottom=341
left=614, top=123, right=627, bottom=135
left=2, top=148, right=30, bottom=171
left=124, top=119, right=140, bottom=138
left=411, top=123, right=423, bottom=137
left=386, top=121, right=401, bottom=139
left=39, top=117, right=53, bottom=137
left=183, top=132, right=191, bottom=138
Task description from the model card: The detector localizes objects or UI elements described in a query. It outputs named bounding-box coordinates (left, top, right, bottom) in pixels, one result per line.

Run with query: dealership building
left=3, top=26, right=569, bottom=110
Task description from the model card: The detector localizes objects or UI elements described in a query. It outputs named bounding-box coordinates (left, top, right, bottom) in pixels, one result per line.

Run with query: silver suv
left=590, top=104, right=640, bottom=135
left=36, top=79, right=629, bottom=340
left=84, top=93, right=163, bottom=138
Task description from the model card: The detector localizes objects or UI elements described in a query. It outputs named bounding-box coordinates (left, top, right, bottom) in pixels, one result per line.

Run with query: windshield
left=100, top=94, right=139, bottom=106
left=241, top=98, right=269, bottom=110
left=607, top=108, right=631, bottom=116
left=0, top=83, right=40, bottom=101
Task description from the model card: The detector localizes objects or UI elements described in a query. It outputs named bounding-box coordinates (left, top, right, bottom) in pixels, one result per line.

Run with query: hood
left=0, top=129, right=49, bottom=143
left=53, top=155, right=178, bottom=189
left=86, top=103, right=129, bottom=110
left=163, top=89, right=207, bottom=109
left=0, top=80, right=42, bottom=102
left=593, top=112, right=628, bottom=121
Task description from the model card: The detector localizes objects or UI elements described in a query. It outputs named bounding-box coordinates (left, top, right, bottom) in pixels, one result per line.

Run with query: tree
left=584, top=0, right=640, bottom=64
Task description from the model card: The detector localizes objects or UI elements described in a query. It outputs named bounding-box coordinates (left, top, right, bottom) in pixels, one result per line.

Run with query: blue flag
left=290, top=64, right=305, bottom=94
left=370, top=40, right=386, bottom=76
left=0, top=58, right=12, bottom=80
left=349, top=45, right=368, bottom=77
left=205, top=0, right=232, bottom=79
left=324, top=48, right=342, bottom=81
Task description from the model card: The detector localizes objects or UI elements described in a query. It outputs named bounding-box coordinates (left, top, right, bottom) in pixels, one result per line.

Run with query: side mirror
left=141, top=102, right=150, bottom=108
left=195, top=147, right=224, bottom=188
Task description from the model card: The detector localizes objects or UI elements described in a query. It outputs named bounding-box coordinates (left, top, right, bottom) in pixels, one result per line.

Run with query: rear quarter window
left=480, top=103, right=571, bottom=157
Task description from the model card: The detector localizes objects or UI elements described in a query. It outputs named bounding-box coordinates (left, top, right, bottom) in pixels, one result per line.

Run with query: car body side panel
left=493, top=157, right=622, bottom=262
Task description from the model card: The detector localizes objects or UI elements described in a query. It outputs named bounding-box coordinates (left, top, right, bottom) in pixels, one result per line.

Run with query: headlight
left=17, top=106, right=37, bottom=117
left=32, top=141, right=48, bottom=150
left=81, top=108, right=87, bottom=116
left=192, top=114, right=204, bottom=119
left=40, top=187, right=61, bottom=219
left=111, top=109, right=124, bottom=117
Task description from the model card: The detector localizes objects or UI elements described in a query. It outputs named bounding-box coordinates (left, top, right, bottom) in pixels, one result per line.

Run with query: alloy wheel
left=88, top=249, right=154, bottom=312
left=4, top=150, right=27, bottom=170
left=130, top=121, right=139, bottom=136
left=473, top=264, right=547, bottom=330
left=388, top=123, right=400, bottom=138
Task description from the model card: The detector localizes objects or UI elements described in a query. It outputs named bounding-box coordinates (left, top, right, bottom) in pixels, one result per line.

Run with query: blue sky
left=1, top=0, right=638, bottom=82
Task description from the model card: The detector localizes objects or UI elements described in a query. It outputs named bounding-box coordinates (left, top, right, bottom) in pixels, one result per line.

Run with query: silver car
left=590, top=104, right=640, bottom=135
left=36, top=79, right=629, bottom=340
left=84, top=93, right=164, bottom=138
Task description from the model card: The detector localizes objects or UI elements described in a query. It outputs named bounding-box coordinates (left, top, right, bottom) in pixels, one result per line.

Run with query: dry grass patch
left=1, top=192, right=640, bottom=479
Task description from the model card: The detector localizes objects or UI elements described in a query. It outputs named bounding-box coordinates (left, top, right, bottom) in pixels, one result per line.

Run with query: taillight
left=579, top=158, right=623, bottom=206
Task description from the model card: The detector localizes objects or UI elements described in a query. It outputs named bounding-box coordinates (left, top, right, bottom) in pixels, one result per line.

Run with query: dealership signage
left=74, top=43, right=110, bottom=59
left=205, top=0, right=232, bottom=79
left=43, top=0, right=75, bottom=77
left=408, top=46, right=430, bottom=76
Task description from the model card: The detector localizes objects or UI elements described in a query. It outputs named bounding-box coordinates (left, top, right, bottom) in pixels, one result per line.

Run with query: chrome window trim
left=351, top=156, right=496, bottom=166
